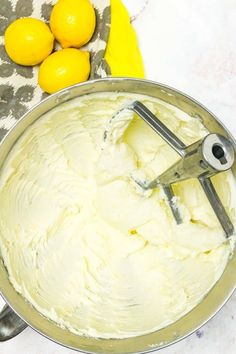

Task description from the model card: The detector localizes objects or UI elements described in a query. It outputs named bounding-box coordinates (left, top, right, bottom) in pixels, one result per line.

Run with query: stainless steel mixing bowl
left=0, top=78, right=235, bottom=353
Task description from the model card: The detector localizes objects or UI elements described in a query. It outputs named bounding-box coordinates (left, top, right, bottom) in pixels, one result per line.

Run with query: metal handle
left=0, top=303, right=27, bottom=341
left=149, top=133, right=235, bottom=187
left=132, top=101, right=186, bottom=156
left=199, top=177, right=234, bottom=238
left=131, top=101, right=235, bottom=237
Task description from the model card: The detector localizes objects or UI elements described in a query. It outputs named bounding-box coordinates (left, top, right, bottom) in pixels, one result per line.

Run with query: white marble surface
left=1, top=0, right=236, bottom=353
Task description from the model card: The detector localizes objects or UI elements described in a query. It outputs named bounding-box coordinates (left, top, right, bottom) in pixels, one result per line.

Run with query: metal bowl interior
left=0, top=78, right=235, bottom=354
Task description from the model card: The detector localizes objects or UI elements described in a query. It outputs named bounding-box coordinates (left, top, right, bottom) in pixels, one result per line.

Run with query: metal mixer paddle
left=107, top=101, right=235, bottom=238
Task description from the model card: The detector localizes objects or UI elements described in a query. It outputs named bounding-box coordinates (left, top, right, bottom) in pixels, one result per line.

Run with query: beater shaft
left=130, top=101, right=235, bottom=237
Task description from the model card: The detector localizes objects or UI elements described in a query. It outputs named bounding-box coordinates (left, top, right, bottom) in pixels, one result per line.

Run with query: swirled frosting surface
left=0, top=93, right=235, bottom=338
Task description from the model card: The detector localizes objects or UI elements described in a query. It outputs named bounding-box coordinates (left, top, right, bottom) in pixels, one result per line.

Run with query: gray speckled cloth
left=0, top=0, right=111, bottom=139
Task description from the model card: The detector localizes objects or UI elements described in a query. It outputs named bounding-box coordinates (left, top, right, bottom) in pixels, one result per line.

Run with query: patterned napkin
left=0, top=0, right=111, bottom=139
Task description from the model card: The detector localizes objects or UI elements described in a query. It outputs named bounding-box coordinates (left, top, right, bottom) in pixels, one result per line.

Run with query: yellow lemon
left=4, top=18, right=54, bottom=66
left=50, top=0, right=96, bottom=48
left=38, top=48, right=90, bottom=94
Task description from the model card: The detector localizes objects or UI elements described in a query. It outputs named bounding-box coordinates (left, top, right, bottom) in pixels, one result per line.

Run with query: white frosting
left=0, top=93, right=235, bottom=339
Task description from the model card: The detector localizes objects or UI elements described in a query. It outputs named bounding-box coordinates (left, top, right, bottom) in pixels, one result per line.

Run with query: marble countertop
left=1, top=0, right=236, bottom=353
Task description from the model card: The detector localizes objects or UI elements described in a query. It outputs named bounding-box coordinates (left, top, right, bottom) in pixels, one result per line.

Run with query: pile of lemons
left=4, top=0, right=95, bottom=93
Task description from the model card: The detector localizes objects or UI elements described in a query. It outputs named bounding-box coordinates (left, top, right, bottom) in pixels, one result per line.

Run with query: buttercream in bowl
left=0, top=92, right=235, bottom=339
